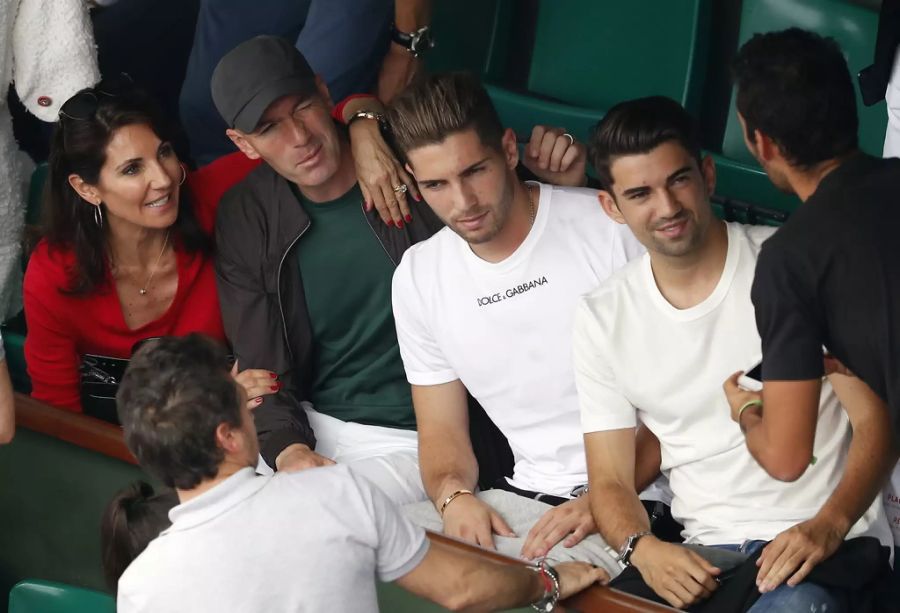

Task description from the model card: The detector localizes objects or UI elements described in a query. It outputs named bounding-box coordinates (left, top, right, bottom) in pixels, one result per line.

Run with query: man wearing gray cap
left=211, top=35, right=440, bottom=504
left=211, top=36, right=589, bottom=504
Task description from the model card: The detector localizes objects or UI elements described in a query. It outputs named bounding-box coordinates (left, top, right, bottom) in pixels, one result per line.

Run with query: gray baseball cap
left=211, top=35, right=317, bottom=133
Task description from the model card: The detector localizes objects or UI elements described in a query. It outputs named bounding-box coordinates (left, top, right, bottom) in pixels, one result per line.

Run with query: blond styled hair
left=387, top=71, right=505, bottom=162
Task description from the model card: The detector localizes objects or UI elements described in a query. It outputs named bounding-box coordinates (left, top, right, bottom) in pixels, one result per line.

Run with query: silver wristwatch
left=618, top=530, right=653, bottom=568
left=530, top=562, right=561, bottom=612
left=390, top=24, right=435, bottom=57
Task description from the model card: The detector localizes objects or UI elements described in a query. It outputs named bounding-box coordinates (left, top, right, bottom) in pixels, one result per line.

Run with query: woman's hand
left=231, top=361, right=280, bottom=409
left=349, top=118, right=421, bottom=228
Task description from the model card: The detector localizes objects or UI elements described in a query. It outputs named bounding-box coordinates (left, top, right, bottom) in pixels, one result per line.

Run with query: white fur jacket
left=0, top=0, right=98, bottom=321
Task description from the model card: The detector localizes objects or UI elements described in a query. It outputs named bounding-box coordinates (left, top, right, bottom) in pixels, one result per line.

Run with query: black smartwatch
left=390, top=24, right=435, bottom=57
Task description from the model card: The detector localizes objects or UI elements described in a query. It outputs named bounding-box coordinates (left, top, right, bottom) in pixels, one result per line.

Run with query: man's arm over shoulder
left=215, top=185, right=316, bottom=467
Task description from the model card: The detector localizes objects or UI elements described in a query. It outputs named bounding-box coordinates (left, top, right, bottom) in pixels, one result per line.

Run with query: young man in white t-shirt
left=575, top=96, right=893, bottom=612
left=115, top=335, right=604, bottom=613
left=385, top=72, right=665, bottom=570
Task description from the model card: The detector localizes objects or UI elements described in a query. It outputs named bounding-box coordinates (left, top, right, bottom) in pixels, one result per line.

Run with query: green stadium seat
left=425, top=0, right=510, bottom=78
left=714, top=0, right=883, bottom=215
left=485, top=0, right=711, bottom=144
left=8, top=580, right=114, bottom=613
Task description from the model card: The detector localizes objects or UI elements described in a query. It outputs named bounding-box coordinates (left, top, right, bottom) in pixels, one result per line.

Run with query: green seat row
left=427, top=0, right=884, bottom=218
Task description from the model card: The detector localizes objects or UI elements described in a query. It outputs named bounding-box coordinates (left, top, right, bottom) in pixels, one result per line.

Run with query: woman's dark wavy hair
left=43, top=85, right=210, bottom=295
left=100, top=480, right=178, bottom=591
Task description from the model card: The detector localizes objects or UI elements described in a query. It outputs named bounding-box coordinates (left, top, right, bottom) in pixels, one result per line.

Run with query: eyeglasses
left=58, top=73, right=135, bottom=121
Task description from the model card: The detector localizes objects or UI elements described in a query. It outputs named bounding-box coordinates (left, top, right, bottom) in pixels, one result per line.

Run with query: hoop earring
left=93, top=204, right=103, bottom=228
left=178, top=164, right=187, bottom=186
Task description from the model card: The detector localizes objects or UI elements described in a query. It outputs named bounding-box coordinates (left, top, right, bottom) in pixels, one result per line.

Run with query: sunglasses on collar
left=58, top=73, right=135, bottom=121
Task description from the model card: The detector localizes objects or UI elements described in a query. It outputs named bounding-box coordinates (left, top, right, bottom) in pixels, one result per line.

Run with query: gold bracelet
left=438, top=489, right=473, bottom=517
left=738, top=398, right=764, bottom=432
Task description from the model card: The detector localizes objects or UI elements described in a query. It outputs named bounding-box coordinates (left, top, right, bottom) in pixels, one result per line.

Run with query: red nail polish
left=269, top=372, right=277, bottom=379
left=255, top=397, right=263, bottom=404
left=270, top=384, right=279, bottom=391
left=405, top=214, right=412, bottom=223
left=414, top=194, right=422, bottom=202
left=397, top=220, right=404, bottom=229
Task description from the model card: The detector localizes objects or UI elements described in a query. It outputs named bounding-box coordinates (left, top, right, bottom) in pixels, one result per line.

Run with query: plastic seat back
left=486, top=0, right=710, bottom=144
left=721, top=0, right=884, bottom=164
left=527, top=0, right=710, bottom=113
left=8, top=580, right=114, bottom=613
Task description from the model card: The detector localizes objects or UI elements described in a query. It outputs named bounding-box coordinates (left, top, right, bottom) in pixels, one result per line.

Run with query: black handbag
left=79, top=353, right=130, bottom=424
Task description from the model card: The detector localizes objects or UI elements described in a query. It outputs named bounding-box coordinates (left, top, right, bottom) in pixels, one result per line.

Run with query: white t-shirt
left=117, top=465, right=429, bottom=613
left=575, top=222, right=891, bottom=547
left=392, top=182, right=644, bottom=496
left=886, top=466, right=900, bottom=546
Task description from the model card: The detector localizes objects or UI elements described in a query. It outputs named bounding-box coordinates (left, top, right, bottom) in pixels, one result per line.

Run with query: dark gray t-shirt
left=752, top=154, right=900, bottom=439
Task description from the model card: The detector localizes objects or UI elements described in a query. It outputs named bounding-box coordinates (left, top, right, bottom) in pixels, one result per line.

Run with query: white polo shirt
left=575, top=222, right=891, bottom=547
left=117, top=465, right=429, bottom=613
left=392, top=182, right=644, bottom=496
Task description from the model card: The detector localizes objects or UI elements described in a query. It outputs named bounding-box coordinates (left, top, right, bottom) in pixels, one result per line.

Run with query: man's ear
left=215, top=422, right=239, bottom=454
left=404, top=162, right=415, bottom=179
left=754, top=130, right=782, bottom=164
left=700, top=154, right=717, bottom=197
left=67, top=174, right=101, bottom=206
left=501, top=127, right=519, bottom=170
left=598, top=190, right=626, bottom=224
left=315, top=76, right=333, bottom=108
left=226, top=129, right=261, bottom=160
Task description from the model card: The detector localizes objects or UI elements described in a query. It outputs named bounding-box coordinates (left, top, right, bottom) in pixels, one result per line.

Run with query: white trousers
left=258, top=405, right=427, bottom=506
left=884, top=49, right=900, bottom=157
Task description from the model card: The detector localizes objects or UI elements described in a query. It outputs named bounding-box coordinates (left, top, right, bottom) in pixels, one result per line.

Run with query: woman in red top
left=24, top=78, right=270, bottom=414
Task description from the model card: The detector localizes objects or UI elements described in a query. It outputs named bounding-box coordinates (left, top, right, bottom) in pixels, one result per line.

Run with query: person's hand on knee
left=520, top=495, right=596, bottom=559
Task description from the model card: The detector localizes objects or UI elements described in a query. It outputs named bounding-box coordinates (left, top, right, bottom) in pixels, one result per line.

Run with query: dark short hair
left=732, top=28, right=858, bottom=167
left=588, top=96, right=702, bottom=193
left=387, top=72, right=505, bottom=162
left=44, top=85, right=210, bottom=295
left=116, top=334, right=240, bottom=490
left=101, top=481, right=177, bottom=591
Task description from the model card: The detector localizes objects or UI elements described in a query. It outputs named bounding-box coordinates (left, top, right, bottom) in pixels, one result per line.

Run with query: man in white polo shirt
left=114, top=334, right=604, bottom=612
left=574, top=96, right=893, bottom=612
left=386, top=72, right=668, bottom=571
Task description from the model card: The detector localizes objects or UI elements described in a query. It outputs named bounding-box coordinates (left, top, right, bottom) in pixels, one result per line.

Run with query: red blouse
left=23, top=152, right=261, bottom=412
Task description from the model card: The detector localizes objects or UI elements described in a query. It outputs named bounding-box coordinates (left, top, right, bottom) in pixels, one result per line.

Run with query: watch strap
left=618, top=530, right=653, bottom=567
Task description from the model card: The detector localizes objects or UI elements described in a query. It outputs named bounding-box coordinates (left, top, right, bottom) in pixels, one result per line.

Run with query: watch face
left=410, top=29, right=434, bottom=55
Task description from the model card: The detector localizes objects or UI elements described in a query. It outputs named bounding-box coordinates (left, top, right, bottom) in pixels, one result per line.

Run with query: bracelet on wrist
left=347, top=109, right=387, bottom=130
left=438, top=489, right=473, bottom=517
left=529, top=559, right=560, bottom=612
left=738, top=398, right=764, bottom=433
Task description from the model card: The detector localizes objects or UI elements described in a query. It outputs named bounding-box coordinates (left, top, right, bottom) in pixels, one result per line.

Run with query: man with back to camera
left=720, top=28, right=900, bottom=490
left=114, top=334, right=606, bottom=612
left=575, top=95, right=892, bottom=611
left=210, top=36, right=585, bottom=500
left=386, top=72, right=673, bottom=571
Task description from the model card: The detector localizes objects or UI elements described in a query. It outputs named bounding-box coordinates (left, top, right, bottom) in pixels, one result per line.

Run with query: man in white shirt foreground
left=386, top=72, right=667, bottom=571
left=574, top=96, right=892, bottom=612
left=114, top=334, right=604, bottom=612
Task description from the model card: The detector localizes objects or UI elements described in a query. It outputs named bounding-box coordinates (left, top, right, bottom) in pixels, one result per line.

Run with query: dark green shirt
left=293, top=183, right=415, bottom=429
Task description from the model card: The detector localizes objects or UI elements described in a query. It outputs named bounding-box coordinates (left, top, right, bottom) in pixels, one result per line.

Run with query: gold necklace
left=139, top=230, right=170, bottom=296
left=527, top=184, right=536, bottom=226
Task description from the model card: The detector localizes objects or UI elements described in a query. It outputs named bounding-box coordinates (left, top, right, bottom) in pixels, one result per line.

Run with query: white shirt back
left=117, top=465, right=428, bottom=613
left=575, top=222, right=890, bottom=546
left=392, top=182, right=644, bottom=495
